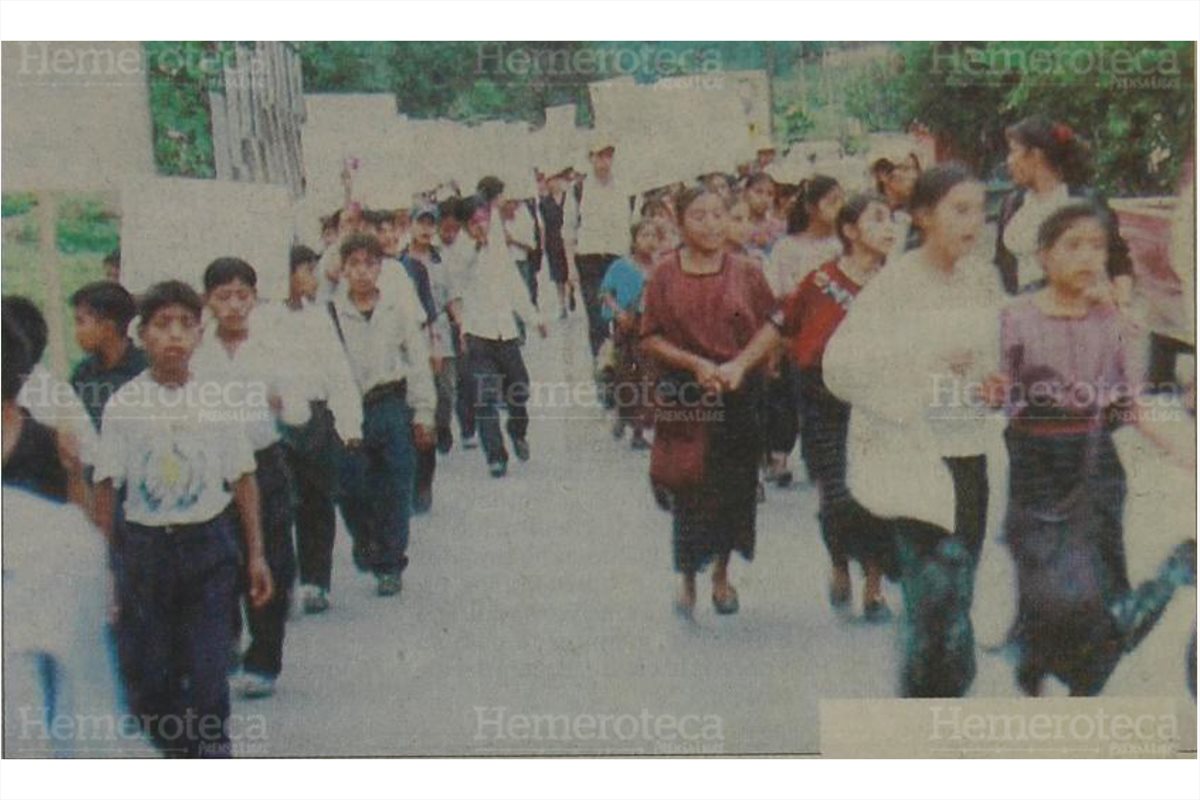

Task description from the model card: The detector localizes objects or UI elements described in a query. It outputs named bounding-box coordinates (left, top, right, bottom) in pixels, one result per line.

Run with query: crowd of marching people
left=3, top=114, right=1198, bottom=758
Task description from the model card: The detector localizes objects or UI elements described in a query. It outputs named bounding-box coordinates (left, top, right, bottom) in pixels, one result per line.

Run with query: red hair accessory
left=1052, top=123, right=1074, bottom=144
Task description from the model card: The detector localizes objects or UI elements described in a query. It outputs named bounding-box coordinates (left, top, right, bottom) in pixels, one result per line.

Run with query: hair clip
left=1052, top=123, right=1074, bottom=144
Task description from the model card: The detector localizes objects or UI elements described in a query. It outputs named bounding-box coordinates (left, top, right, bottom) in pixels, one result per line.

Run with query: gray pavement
left=234, top=310, right=1197, bottom=757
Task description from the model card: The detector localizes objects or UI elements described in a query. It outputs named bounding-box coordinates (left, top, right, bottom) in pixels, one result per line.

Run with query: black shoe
left=630, top=433, right=651, bottom=451
left=512, top=437, right=530, bottom=462
left=489, top=460, right=508, bottom=478
left=436, top=428, right=453, bottom=454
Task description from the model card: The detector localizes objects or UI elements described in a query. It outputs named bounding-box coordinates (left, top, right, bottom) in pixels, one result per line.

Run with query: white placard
left=300, top=93, right=401, bottom=214
left=121, top=176, right=294, bottom=299
left=1, top=41, right=155, bottom=192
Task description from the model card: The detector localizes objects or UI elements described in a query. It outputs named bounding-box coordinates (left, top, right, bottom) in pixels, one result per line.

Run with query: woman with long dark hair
left=641, top=185, right=777, bottom=619
left=824, top=164, right=1004, bottom=696
left=995, top=115, right=1134, bottom=302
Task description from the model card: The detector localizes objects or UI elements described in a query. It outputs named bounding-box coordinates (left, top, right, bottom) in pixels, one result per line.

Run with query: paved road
left=233, top=310, right=1197, bottom=757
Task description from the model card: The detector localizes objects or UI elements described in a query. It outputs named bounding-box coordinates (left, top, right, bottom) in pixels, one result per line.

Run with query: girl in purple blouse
left=987, top=203, right=1194, bottom=697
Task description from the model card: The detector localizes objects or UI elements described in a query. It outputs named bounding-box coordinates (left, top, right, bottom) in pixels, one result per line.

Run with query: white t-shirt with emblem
left=93, top=370, right=256, bottom=526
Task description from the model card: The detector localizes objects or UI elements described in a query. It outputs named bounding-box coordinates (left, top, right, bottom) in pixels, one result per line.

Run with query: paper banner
left=300, top=93, right=402, bottom=215
left=121, top=176, right=294, bottom=299
left=2, top=42, right=155, bottom=192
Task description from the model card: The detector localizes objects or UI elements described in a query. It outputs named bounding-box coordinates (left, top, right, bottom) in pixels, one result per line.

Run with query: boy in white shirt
left=93, top=280, right=272, bottom=757
left=327, top=233, right=436, bottom=597
left=282, top=245, right=364, bottom=614
left=454, top=194, right=547, bottom=477
left=193, top=258, right=309, bottom=700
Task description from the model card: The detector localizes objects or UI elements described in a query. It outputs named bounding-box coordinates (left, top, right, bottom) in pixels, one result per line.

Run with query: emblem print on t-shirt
left=135, top=439, right=209, bottom=513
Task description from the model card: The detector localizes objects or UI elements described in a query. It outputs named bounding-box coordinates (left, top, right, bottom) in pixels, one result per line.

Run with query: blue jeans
left=117, top=510, right=240, bottom=757
left=338, top=392, right=415, bottom=576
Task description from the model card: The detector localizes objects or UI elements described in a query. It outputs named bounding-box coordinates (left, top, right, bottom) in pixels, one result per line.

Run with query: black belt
left=363, top=379, right=407, bottom=407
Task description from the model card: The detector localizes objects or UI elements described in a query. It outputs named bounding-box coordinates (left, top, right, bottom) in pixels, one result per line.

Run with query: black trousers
left=944, top=455, right=989, bottom=566
left=451, top=321, right=475, bottom=438
left=284, top=402, right=337, bottom=591
left=576, top=253, right=617, bottom=358
left=764, top=359, right=799, bottom=455
left=118, top=511, right=239, bottom=757
left=236, top=443, right=296, bottom=678
left=466, top=335, right=530, bottom=465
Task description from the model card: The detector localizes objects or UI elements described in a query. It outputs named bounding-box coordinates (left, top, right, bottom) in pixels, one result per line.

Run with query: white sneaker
left=235, top=672, right=276, bottom=699
left=300, top=584, right=330, bottom=614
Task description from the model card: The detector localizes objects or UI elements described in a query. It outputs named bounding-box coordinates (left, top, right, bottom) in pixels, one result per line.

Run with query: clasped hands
left=694, top=357, right=748, bottom=395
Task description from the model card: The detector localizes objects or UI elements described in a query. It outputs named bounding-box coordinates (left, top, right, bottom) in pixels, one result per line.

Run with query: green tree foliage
left=144, top=42, right=235, bottom=178
left=891, top=42, right=1195, bottom=196
left=299, top=42, right=594, bottom=124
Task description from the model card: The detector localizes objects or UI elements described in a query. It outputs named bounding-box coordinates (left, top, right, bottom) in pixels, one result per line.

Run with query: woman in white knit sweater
left=823, top=163, right=1005, bottom=697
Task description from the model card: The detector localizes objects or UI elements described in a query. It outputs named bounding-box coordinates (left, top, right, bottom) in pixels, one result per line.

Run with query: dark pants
left=517, top=259, right=539, bottom=307
left=284, top=402, right=338, bottom=591
left=434, top=356, right=457, bottom=441
left=576, top=253, right=617, bottom=358
left=944, top=455, right=989, bottom=566
left=466, top=335, right=530, bottom=465
left=338, top=390, right=416, bottom=576
left=451, top=322, right=475, bottom=438
left=415, top=432, right=437, bottom=504
left=415, top=359, right=457, bottom=504
left=117, top=511, right=240, bottom=757
left=236, top=443, right=296, bottom=679
left=764, top=359, right=799, bottom=455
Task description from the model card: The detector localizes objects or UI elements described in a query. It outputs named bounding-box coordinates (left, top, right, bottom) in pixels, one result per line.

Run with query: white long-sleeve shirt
left=191, top=303, right=311, bottom=452
left=328, top=288, right=437, bottom=429
left=281, top=301, right=365, bottom=442
left=567, top=176, right=635, bottom=256
left=504, top=203, right=537, bottom=265
left=457, top=221, right=543, bottom=341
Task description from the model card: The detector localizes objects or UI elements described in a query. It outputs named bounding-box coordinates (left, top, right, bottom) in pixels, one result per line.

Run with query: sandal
left=712, top=586, right=740, bottom=615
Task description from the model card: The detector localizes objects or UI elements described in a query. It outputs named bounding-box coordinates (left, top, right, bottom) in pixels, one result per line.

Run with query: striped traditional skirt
left=1003, top=425, right=1129, bottom=694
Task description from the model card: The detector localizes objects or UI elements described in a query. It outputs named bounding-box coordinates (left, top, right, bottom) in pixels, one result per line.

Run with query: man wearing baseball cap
left=565, top=138, right=635, bottom=360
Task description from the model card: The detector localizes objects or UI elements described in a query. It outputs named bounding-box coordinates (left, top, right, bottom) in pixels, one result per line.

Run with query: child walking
left=720, top=194, right=898, bottom=620
left=93, top=281, right=272, bottom=756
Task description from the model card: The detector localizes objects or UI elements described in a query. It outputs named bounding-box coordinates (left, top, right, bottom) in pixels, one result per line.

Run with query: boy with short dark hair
left=282, top=243, right=364, bottom=614
left=193, top=257, right=309, bottom=700
left=69, top=281, right=147, bottom=430
left=93, top=280, right=272, bottom=757
left=329, top=233, right=436, bottom=596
